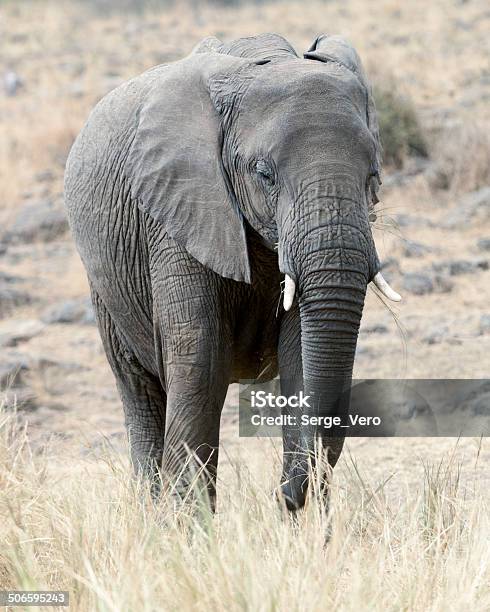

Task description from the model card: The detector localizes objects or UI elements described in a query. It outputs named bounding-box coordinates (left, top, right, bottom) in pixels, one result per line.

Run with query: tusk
left=372, top=272, right=402, bottom=302
left=283, top=274, right=296, bottom=311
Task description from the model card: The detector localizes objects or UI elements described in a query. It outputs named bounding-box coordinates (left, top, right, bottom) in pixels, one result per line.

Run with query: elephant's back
left=64, top=68, right=169, bottom=376
left=64, top=64, right=167, bottom=222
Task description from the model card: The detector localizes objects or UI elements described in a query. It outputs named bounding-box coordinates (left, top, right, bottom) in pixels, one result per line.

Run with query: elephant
left=64, top=32, right=401, bottom=512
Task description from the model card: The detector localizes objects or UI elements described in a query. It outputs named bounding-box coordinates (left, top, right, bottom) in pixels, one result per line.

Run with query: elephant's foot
left=280, top=463, right=310, bottom=511
left=280, top=438, right=344, bottom=512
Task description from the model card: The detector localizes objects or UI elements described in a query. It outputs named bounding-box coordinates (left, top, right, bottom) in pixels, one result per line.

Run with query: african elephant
left=64, top=33, right=401, bottom=511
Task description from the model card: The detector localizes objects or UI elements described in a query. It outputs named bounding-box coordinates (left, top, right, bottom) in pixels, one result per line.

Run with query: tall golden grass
left=1, top=402, right=488, bottom=611
left=431, top=122, right=490, bottom=195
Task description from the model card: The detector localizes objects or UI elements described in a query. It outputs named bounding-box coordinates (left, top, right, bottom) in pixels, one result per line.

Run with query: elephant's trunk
left=281, top=272, right=366, bottom=510
left=279, top=181, right=378, bottom=510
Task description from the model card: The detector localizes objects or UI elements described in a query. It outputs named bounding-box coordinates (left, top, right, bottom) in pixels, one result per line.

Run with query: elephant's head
left=128, top=33, right=401, bottom=507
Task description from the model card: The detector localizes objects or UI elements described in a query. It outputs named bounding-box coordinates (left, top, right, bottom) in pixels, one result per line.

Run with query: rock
left=355, top=344, right=371, bottom=356
left=393, top=214, right=434, bottom=228
left=0, top=319, right=44, bottom=348
left=0, top=272, right=33, bottom=318
left=477, top=238, right=490, bottom=252
left=403, top=273, right=434, bottom=295
left=444, top=187, right=490, bottom=229
left=402, top=240, right=431, bottom=258
left=382, top=158, right=432, bottom=189
left=68, top=80, right=86, bottom=98
left=432, top=258, right=489, bottom=276
left=41, top=297, right=95, bottom=325
left=379, top=258, right=401, bottom=283
left=422, top=325, right=449, bottom=345
left=433, top=274, right=454, bottom=293
left=3, top=70, right=22, bottom=96
left=402, top=272, right=453, bottom=296
left=0, top=243, right=6, bottom=256
left=362, top=324, right=389, bottom=334
left=380, top=257, right=400, bottom=272
left=0, top=272, right=33, bottom=319
left=0, top=287, right=32, bottom=318
left=425, top=165, right=450, bottom=190
left=0, top=352, right=32, bottom=387
left=35, top=170, right=55, bottom=183
left=396, top=397, right=434, bottom=421
left=0, top=271, right=18, bottom=283
left=58, top=60, right=86, bottom=78
left=458, top=381, right=490, bottom=417
left=480, top=314, right=490, bottom=335
left=470, top=393, right=490, bottom=416
left=3, top=199, right=68, bottom=244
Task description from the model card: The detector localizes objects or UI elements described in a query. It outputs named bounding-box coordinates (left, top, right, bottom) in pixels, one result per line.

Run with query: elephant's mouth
left=282, top=270, right=401, bottom=312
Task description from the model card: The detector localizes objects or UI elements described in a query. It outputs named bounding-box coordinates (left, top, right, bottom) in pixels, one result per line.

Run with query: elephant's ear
left=304, top=35, right=382, bottom=177
left=127, top=53, right=253, bottom=283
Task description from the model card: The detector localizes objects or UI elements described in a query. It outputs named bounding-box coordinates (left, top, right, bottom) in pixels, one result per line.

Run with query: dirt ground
left=1, top=0, right=489, bottom=497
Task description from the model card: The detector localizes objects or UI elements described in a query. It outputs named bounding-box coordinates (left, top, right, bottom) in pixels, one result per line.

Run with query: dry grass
left=430, top=121, right=490, bottom=194
left=1, top=404, right=489, bottom=612
left=0, top=98, right=80, bottom=224
left=373, top=81, right=428, bottom=168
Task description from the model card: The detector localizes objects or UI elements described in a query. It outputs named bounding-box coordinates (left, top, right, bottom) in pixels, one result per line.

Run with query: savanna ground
left=0, top=0, right=489, bottom=610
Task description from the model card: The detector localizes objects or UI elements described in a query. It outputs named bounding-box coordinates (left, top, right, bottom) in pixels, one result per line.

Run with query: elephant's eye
left=255, top=160, right=275, bottom=188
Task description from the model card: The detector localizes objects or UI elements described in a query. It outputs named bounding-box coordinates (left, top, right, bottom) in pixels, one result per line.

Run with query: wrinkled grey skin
left=65, top=33, right=382, bottom=511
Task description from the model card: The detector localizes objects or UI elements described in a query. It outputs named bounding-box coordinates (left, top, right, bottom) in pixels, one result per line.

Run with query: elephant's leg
left=278, top=303, right=344, bottom=511
left=147, top=229, right=232, bottom=511
left=91, top=290, right=166, bottom=491
left=162, top=352, right=230, bottom=511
